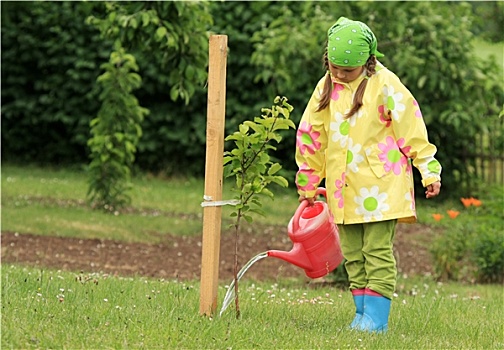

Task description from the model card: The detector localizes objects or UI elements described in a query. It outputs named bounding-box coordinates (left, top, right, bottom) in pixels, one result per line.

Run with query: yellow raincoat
left=295, top=62, right=442, bottom=224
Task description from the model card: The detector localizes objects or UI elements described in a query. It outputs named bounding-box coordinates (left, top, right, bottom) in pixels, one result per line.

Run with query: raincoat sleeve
left=295, top=80, right=330, bottom=198
left=387, top=76, right=442, bottom=187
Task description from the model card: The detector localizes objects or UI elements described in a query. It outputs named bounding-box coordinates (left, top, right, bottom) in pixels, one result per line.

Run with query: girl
left=295, top=17, right=441, bottom=333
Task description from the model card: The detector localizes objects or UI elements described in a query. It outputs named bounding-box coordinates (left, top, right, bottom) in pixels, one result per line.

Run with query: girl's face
left=329, top=63, right=364, bottom=83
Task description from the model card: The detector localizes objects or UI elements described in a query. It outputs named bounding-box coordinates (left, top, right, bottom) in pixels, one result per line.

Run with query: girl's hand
left=425, top=181, right=441, bottom=198
left=298, top=195, right=315, bottom=206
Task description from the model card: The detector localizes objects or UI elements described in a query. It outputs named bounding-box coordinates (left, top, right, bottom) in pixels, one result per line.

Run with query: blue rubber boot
left=349, top=289, right=365, bottom=329
left=357, top=289, right=391, bottom=333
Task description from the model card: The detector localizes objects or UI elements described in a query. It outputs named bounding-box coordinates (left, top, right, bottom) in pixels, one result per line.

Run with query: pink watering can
left=267, top=188, right=344, bottom=279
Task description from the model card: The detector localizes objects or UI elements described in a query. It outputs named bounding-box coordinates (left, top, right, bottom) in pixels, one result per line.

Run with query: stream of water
left=219, top=251, right=269, bottom=317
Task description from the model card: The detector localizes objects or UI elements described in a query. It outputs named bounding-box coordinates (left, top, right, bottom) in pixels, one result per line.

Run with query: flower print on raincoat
left=334, top=172, right=346, bottom=208
left=295, top=61, right=441, bottom=224
left=296, top=162, right=320, bottom=192
left=296, top=121, right=322, bottom=155
left=377, top=136, right=411, bottom=176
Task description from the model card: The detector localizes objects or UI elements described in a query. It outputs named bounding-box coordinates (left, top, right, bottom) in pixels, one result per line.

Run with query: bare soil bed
left=1, top=222, right=438, bottom=282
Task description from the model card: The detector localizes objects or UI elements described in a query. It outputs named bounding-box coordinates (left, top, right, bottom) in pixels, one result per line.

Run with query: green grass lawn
left=2, top=265, right=502, bottom=349
left=1, top=163, right=300, bottom=243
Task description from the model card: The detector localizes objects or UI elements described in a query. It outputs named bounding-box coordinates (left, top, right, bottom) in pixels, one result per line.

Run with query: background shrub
left=1, top=2, right=109, bottom=164
left=430, top=185, right=504, bottom=283
left=473, top=229, right=504, bottom=284
left=431, top=223, right=477, bottom=282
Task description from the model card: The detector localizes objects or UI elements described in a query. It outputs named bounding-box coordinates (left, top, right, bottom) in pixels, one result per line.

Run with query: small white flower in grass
left=393, top=293, right=399, bottom=298
left=103, top=298, right=108, bottom=302
left=402, top=300, right=407, bottom=305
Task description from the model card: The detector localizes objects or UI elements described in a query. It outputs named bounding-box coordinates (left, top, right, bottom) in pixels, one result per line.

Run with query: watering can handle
left=293, top=187, right=327, bottom=233
left=315, top=187, right=327, bottom=199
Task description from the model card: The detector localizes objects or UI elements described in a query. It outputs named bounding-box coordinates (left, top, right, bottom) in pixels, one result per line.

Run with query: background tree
left=84, top=1, right=212, bottom=207
left=1, top=1, right=502, bottom=197
left=1, top=2, right=109, bottom=164
left=470, top=1, right=504, bottom=43
left=86, top=1, right=211, bottom=105
left=91, top=1, right=213, bottom=174
left=87, top=45, right=148, bottom=211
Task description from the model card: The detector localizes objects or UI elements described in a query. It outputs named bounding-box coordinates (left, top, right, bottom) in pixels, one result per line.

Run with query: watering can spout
left=267, top=244, right=312, bottom=271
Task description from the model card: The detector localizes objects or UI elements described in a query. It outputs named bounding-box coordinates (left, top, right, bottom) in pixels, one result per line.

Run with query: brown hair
left=316, top=50, right=377, bottom=119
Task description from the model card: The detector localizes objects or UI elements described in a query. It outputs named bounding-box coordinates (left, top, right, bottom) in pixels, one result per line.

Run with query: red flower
left=471, top=198, right=482, bottom=207
left=460, top=197, right=472, bottom=208
left=447, top=210, right=460, bottom=219
left=461, top=197, right=483, bottom=207
left=432, top=213, right=443, bottom=221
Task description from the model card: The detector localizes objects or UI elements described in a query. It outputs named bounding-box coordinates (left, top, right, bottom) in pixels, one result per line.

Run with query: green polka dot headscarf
left=327, top=17, right=384, bottom=67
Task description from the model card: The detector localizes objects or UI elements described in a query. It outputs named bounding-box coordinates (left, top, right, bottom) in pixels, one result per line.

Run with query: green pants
left=337, top=220, right=397, bottom=299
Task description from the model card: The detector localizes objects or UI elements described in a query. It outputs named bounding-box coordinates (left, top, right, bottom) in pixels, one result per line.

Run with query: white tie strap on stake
left=201, top=195, right=240, bottom=207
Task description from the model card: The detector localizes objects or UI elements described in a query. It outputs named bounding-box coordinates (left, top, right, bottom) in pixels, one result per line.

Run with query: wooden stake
left=199, top=35, right=228, bottom=316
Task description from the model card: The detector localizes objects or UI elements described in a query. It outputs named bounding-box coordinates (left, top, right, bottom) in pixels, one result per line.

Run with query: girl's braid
left=315, top=48, right=333, bottom=112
